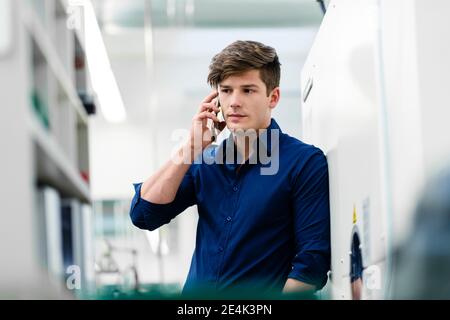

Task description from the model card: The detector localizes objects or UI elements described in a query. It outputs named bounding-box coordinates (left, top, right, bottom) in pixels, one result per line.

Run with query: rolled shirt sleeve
left=129, top=165, right=198, bottom=231
left=288, top=149, right=331, bottom=290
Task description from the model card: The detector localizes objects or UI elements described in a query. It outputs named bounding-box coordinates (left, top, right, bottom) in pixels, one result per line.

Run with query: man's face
left=218, top=69, right=280, bottom=132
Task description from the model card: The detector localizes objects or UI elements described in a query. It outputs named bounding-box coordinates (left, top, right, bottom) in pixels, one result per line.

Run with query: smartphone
left=211, top=97, right=224, bottom=142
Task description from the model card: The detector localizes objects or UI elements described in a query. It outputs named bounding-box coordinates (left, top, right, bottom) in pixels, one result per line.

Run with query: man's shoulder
left=280, top=135, right=328, bottom=182
left=280, top=133, right=325, bottom=158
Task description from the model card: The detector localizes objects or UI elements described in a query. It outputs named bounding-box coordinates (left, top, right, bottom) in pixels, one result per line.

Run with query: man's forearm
left=140, top=143, right=198, bottom=204
left=282, top=278, right=315, bottom=293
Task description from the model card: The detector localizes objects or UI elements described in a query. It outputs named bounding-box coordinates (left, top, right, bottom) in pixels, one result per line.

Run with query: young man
left=130, top=40, right=330, bottom=297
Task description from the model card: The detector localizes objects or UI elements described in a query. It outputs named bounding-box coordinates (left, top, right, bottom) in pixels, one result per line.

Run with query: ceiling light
left=79, top=0, right=126, bottom=123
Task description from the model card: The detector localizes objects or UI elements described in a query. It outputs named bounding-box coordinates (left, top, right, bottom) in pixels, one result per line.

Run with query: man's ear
left=269, top=87, right=280, bottom=109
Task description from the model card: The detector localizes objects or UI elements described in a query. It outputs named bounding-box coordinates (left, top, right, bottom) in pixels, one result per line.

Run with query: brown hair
left=207, top=40, right=281, bottom=96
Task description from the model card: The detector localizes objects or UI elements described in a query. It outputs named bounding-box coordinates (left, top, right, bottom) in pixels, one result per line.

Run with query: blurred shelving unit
left=0, top=0, right=95, bottom=298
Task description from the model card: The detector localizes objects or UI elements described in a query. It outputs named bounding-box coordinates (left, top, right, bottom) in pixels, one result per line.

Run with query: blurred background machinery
left=301, top=0, right=450, bottom=299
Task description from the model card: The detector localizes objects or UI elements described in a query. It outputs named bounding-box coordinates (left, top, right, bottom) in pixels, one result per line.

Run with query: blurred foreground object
left=392, top=166, right=450, bottom=299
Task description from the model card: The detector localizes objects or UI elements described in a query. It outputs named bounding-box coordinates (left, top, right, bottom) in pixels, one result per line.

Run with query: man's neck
left=234, top=135, right=254, bottom=163
left=232, top=119, right=271, bottom=163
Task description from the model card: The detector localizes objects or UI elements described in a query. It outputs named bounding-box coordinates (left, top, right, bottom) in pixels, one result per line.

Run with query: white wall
left=301, top=0, right=450, bottom=299
left=89, top=118, right=155, bottom=200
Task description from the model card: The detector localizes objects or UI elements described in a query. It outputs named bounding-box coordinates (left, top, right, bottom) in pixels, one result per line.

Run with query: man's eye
left=244, top=89, right=254, bottom=94
left=221, top=89, right=230, bottom=93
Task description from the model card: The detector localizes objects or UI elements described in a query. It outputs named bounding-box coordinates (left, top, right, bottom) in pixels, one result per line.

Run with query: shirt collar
left=214, top=118, right=282, bottom=168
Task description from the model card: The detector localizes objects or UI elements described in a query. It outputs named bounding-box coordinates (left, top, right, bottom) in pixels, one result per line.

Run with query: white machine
left=301, top=0, right=450, bottom=299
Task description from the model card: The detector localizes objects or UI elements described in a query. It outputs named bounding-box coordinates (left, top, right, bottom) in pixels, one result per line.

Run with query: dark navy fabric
left=130, top=118, right=331, bottom=294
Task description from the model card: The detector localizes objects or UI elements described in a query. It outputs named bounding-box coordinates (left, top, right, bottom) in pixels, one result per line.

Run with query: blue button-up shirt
left=130, top=118, right=330, bottom=295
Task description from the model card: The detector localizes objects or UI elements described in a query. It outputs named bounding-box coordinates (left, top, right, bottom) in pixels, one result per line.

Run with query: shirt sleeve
left=288, top=149, right=331, bottom=290
left=129, top=165, right=198, bottom=231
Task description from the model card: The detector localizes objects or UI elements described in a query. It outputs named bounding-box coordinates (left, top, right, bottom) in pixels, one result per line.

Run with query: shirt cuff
left=130, top=182, right=185, bottom=231
left=288, top=253, right=329, bottom=290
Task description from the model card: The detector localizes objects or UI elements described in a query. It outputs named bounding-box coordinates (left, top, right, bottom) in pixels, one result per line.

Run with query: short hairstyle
left=207, top=40, right=281, bottom=96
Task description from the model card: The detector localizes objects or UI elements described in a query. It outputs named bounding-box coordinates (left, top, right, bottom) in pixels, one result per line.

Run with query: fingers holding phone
left=210, top=97, right=226, bottom=142
left=189, top=91, right=224, bottom=152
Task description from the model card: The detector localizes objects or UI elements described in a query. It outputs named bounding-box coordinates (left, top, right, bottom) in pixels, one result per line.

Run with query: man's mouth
left=228, top=114, right=247, bottom=122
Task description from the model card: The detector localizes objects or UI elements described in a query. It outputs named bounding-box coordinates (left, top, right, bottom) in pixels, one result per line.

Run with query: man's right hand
left=185, top=91, right=225, bottom=161
left=142, top=92, right=225, bottom=204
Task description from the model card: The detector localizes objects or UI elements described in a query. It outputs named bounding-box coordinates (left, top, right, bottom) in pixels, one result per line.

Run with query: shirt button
left=226, top=216, right=232, bottom=222
left=218, top=246, right=224, bottom=252
left=233, top=186, right=238, bottom=192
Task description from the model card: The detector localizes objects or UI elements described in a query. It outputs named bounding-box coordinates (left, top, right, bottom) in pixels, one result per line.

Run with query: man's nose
left=229, top=93, right=242, bottom=108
